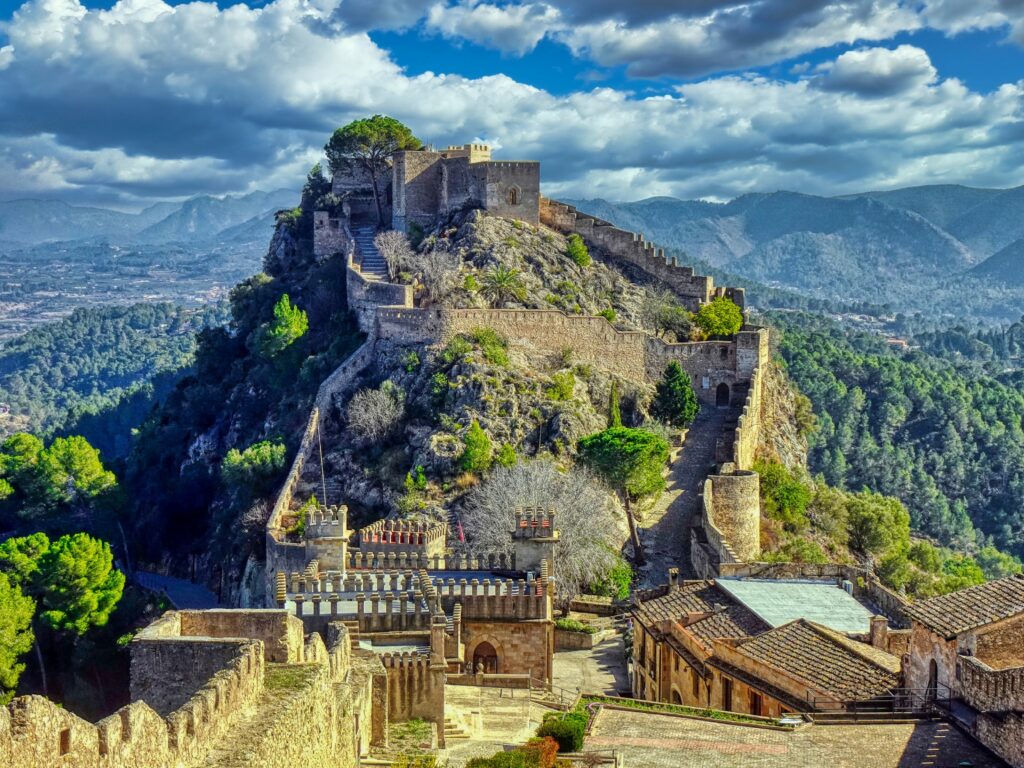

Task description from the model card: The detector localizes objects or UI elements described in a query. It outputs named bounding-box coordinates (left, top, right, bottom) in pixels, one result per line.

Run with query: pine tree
left=651, top=362, right=699, bottom=427
left=460, top=421, right=493, bottom=474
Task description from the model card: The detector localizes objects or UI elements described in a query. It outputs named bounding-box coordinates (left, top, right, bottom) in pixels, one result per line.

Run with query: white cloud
left=425, top=1, right=560, bottom=55
left=0, top=0, right=1023, bottom=209
left=817, top=45, right=938, bottom=97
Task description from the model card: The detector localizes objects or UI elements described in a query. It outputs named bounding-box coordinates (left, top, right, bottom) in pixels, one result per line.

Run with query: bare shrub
left=418, top=247, right=461, bottom=305
left=461, top=459, right=624, bottom=605
left=375, top=230, right=414, bottom=280
left=347, top=380, right=406, bottom=442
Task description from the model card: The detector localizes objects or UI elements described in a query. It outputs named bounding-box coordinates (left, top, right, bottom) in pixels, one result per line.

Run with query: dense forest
left=0, top=303, right=228, bottom=457
left=769, top=311, right=1024, bottom=560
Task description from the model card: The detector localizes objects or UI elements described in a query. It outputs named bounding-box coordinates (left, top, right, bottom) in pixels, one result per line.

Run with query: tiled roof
left=634, top=581, right=767, bottom=645
left=733, top=619, right=899, bottom=702
left=905, top=575, right=1024, bottom=639
left=686, top=605, right=770, bottom=647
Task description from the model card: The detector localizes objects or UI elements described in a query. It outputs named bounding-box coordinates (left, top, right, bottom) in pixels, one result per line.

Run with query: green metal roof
left=715, top=578, right=874, bottom=634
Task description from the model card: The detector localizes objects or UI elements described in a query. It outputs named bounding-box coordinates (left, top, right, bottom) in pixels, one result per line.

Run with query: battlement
left=305, top=503, right=351, bottom=540
left=960, top=654, right=1024, bottom=713
left=359, top=518, right=448, bottom=552
left=512, top=507, right=559, bottom=540
left=539, top=197, right=746, bottom=312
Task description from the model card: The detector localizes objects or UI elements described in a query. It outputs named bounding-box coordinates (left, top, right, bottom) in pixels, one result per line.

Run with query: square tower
left=511, top=507, right=559, bottom=574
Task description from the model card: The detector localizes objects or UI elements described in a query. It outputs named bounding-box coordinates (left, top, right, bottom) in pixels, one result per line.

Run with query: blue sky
left=1, top=0, right=1023, bottom=207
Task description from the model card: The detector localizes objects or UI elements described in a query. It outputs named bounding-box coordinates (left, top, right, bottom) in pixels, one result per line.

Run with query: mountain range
left=566, top=184, right=1024, bottom=316
left=0, top=189, right=295, bottom=245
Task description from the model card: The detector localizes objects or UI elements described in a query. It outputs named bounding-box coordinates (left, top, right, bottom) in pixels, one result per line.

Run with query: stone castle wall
left=462, top=619, right=554, bottom=683
left=0, top=610, right=376, bottom=768
left=976, top=712, right=1024, bottom=768
left=376, top=306, right=765, bottom=402
left=539, top=198, right=744, bottom=312
left=381, top=654, right=445, bottom=726
left=478, top=162, right=541, bottom=224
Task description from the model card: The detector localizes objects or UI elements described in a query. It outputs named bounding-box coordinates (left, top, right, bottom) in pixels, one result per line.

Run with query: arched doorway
left=927, top=659, right=938, bottom=700
left=473, top=641, right=499, bottom=674
left=716, top=383, right=730, bottom=408
left=671, top=689, right=683, bottom=705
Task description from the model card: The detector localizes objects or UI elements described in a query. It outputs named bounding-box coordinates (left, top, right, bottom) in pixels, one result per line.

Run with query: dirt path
left=638, top=407, right=729, bottom=587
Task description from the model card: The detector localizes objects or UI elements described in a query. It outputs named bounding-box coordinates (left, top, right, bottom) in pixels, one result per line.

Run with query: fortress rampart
left=539, top=197, right=745, bottom=312
left=0, top=610, right=382, bottom=768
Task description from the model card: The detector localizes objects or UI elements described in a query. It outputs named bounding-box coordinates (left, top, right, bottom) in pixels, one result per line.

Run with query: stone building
left=1, top=610, right=385, bottom=768
left=328, top=142, right=540, bottom=231
left=632, top=570, right=907, bottom=717
left=273, top=505, right=558, bottom=744
left=904, top=575, right=1024, bottom=767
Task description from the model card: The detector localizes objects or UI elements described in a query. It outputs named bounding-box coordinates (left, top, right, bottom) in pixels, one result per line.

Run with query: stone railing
left=960, top=655, right=1024, bottom=713
left=347, top=550, right=517, bottom=572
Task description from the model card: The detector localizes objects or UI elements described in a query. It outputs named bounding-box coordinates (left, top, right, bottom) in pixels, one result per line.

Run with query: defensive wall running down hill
left=305, top=204, right=769, bottom=590
left=0, top=610, right=384, bottom=768
left=539, top=197, right=745, bottom=313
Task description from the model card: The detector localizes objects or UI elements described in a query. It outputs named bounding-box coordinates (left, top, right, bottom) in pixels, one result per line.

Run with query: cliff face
left=755, top=358, right=811, bottom=471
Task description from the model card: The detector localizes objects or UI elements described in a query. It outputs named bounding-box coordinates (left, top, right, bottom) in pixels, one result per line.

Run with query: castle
left=5, top=136, right=1024, bottom=767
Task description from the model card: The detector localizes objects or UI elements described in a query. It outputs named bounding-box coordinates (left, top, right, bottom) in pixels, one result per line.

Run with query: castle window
left=692, top=670, right=699, bottom=699
left=59, top=728, right=72, bottom=755
left=507, top=186, right=521, bottom=206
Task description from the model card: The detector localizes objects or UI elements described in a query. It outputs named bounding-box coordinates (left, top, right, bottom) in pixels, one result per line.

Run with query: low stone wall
left=555, top=628, right=614, bottom=650
left=960, top=655, right=1024, bottom=713
left=976, top=712, right=1024, bottom=768
left=381, top=653, right=445, bottom=732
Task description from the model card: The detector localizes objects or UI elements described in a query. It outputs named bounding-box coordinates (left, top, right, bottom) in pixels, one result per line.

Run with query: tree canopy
left=578, top=426, right=669, bottom=563
left=324, top=115, right=421, bottom=223
left=695, top=296, right=743, bottom=337
left=257, top=294, right=308, bottom=358
left=35, top=533, right=124, bottom=635
left=0, top=572, right=34, bottom=703
left=651, top=362, right=699, bottom=427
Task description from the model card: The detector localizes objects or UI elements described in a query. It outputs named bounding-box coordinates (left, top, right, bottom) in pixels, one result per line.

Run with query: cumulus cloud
left=1, top=0, right=1023, bottom=208
left=425, top=2, right=560, bottom=54
left=817, top=45, right=938, bottom=97
left=330, top=0, right=436, bottom=32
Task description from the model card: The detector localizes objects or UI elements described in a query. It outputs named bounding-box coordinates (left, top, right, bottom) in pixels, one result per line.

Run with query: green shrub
left=430, top=372, right=449, bottom=399
left=402, top=350, right=421, bottom=372
left=464, top=273, right=480, bottom=292
left=256, top=294, right=308, bottom=357
left=460, top=421, right=493, bottom=473
left=651, top=362, right=699, bottom=427
left=288, top=495, right=317, bottom=538
left=590, top=554, right=632, bottom=600
left=440, top=336, right=472, bottom=364
left=408, top=222, right=425, bottom=249
left=404, top=465, right=428, bottom=492
left=470, top=327, right=509, bottom=367
left=566, top=234, right=591, bottom=267
left=496, top=442, right=517, bottom=468
left=755, top=460, right=812, bottom=533
left=555, top=618, right=597, bottom=634
left=598, top=308, right=616, bottom=323
left=537, top=711, right=587, bottom=752
left=222, top=439, right=287, bottom=494
left=546, top=371, right=575, bottom=401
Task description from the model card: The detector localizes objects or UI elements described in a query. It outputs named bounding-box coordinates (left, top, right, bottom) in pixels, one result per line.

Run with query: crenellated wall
left=0, top=609, right=380, bottom=768
left=539, top=197, right=745, bottom=312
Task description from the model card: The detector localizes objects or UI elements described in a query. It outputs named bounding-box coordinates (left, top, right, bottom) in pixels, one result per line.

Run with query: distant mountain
left=0, top=199, right=139, bottom=243
left=0, top=189, right=295, bottom=245
left=843, top=185, right=1003, bottom=231
left=134, top=189, right=295, bottom=243
left=973, top=238, right=1024, bottom=286
left=946, top=186, right=1024, bottom=260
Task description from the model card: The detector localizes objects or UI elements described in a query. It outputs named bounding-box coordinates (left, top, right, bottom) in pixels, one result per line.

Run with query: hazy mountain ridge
left=566, top=183, right=1024, bottom=316
left=0, top=189, right=295, bottom=245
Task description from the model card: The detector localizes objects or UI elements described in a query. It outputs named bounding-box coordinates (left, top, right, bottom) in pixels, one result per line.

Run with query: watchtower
left=511, top=506, right=560, bottom=574
left=304, top=504, right=351, bottom=571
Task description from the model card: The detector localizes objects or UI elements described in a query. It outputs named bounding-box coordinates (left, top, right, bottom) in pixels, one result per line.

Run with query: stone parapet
left=960, top=655, right=1024, bottom=713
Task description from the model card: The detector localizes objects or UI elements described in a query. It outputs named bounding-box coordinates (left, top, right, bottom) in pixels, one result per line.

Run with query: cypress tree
left=652, top=362, right=699, bottom=427
left=608, top=381, right=622, bottom=427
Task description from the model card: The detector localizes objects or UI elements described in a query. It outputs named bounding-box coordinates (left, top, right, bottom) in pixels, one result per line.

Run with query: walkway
left=639, top=407, right=729, bottom=586
left=553, top=636, right=630, bottom=697
left=352, top=225, right=388, bottom=280
left=135, top=570, right=219, bottom=609
left=585, top=708, right=1006, bottom=768
left=441, top=684, right=547, bottom=767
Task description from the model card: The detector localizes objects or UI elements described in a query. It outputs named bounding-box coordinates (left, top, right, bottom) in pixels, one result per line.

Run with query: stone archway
left=716, top=382, right=730, bottom=408
left=472, top=641, right=499, bottom=673
left=671, top=689, right=683, bottom=705
left=927, top=659, right=938, bottom=700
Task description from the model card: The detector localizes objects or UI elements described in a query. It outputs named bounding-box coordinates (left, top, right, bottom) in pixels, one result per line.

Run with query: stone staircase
left=443, top=714, right=471, bottom=742
left=353, top=225, right=388, bottom=280
left=811, top=710, right=939, bottom=726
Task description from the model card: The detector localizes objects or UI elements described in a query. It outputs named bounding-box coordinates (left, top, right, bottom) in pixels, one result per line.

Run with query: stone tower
left=511, top=507, right=560, bottom=574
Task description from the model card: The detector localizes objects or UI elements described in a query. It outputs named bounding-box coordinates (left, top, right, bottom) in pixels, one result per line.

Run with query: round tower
left=708, top=470, right=760, bottom=562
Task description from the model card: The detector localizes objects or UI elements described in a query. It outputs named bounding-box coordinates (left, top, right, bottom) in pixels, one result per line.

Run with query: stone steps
left=353, top=226, right=388, bottom=280
left=443, top=716, right=471, bottom=741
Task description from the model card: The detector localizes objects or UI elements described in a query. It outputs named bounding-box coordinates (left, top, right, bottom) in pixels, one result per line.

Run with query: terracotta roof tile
left=905, top=575, right=1024, bottom=638
left=733, top=619, right=899, bottom=702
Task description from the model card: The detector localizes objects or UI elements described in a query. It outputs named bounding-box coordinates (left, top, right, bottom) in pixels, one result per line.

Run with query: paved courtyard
left=585, top=708, right=1006, bottom=768
left=552, top=635, right=631, bottom=697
